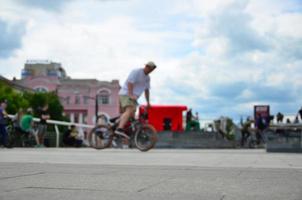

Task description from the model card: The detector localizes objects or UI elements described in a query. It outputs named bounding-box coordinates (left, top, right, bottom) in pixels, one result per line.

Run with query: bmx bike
left=88, top=109, right=157, bottom=152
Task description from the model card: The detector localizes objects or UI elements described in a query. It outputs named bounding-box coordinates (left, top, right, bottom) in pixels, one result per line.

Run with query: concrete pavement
left=0, top=148, right=301, bottom=200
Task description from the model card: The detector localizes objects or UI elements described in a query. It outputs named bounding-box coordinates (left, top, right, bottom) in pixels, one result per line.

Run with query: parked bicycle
left=88, top=109, right=157, bottom=152
left=5, top=118, right=36, bottom=147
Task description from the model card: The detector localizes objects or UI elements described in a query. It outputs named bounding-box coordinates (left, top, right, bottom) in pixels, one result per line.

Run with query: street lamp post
left=95, top=95, right=98, bottom=122
left=83, top=95, right=99, bottom=124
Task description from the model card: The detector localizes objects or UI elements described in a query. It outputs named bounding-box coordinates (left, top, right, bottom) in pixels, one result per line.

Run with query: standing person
left=276, top=112, right=284, bottom=123
left=298, top=107, right=302, bottom=120
left=255, top=114, right=265, bottom=145
left=294, top=116, right=299, bottom=124
left=12, top=109, right=24, bottom=147
left=186, top=109, right=192, bottom=124
left=115, top=61, right=157, bottom=139
left=241, top=117, right=252, bottom=147
left=37, top=104, right=50, bottom=147
left=195, top=112, right=199, bottom=121
left=0, top=100, right=11, bottom=148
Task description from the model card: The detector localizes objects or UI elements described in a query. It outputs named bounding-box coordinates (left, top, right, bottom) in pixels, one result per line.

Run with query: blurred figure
left=13, top=109, right=24, bottom=130
left=0, top=99, right=11, bottom=148
left=241, top=117, right=252, bottom=147
left=185, top=109, right=200, bottom=131
left=63, top=125, right=83, bottom=147
left=37, top=104, right=50, bottom=147
left=276, top=112, right=284, bottom=123
left=294, top=116, right=299, bottom=124
left=255, top=114, right=266, bottom=145
left=20, top=108, right=38, bottom=146
left=298, top=107, right=302, bottom=120
left=195, top=112, right=199, bottom=121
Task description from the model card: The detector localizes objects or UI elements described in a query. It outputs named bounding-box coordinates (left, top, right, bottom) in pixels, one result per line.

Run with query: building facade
left=18, top=60, right=120, bottom=124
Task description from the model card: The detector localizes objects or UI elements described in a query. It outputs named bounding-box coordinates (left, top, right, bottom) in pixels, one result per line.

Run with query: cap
left=146, top=61, right=157, bottom=69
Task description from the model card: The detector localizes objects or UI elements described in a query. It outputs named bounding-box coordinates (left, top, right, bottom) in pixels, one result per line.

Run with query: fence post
left=54, top=125, right=60, bottom=148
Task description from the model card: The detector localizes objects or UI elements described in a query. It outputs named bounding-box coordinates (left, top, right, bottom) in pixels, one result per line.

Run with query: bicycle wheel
left=88, top=125, right=113, bottom=149
left=134, top=124, right=157, bottom=152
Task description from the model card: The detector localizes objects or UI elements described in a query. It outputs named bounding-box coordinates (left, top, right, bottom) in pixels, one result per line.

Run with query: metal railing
left=8, top=114, right=94, bottom=147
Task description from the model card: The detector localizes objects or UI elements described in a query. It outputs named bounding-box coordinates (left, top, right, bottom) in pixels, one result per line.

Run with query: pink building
left=17, top=60, right=120, bottom=124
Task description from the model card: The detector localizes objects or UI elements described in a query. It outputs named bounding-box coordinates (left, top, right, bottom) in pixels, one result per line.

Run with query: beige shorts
left=119, top=95, right=138, bottom=112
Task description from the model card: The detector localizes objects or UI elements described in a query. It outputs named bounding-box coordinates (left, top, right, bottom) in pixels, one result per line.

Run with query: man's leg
left=38, top=125, right=47, bottom=146
left=0, top=125, right=8, bottom=146
left=117, top=106, right=135, bottom=130
left=241, top=131, right=245, bottom=147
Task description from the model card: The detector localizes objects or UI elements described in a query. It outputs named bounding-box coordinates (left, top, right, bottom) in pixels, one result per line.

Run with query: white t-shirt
left=119, top=68, right=150, bottom=98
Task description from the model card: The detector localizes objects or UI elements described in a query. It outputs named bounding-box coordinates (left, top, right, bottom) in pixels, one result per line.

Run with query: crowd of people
left=240, top=106, right=302, bottom=147
left=276, top=107, right=302, bottom=124
left=0, top=99, right=84, bottom=148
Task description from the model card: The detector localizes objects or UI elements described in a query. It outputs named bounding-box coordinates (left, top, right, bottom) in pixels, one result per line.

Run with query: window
left=98, top=90, right=110, bottom=105
left=34, top=87, right=48, bottom=93
left=66, top=97, right=70, bottom=105
left=60, top=96, right=70, bottom=105
left=83, top=96, right=89, bottom=105
left=47, top=69, right=58, bottom=77
left=75, top=96, right=81, bottom=104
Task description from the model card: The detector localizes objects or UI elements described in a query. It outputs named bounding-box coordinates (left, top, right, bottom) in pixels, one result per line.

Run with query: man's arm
left=145, top=89, right=150, bottom=108
left=128, top=82, right=137, bottom=100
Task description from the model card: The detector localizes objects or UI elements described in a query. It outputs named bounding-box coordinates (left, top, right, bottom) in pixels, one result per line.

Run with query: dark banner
left=254, top=105, right=270, bottom=129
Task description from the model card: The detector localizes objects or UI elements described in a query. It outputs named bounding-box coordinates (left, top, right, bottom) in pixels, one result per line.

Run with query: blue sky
left=0, top=0, right=302, bottom=121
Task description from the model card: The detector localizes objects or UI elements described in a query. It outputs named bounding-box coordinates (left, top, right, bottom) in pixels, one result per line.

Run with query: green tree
left=0, top=83, right=29, bottom=114
left=0, top=83, right=66, bottom=121
left=24, top=91, right=66, bottom=121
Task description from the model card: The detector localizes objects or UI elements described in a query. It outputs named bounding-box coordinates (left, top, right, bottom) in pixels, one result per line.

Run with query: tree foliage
left=0, top=83, right=66, bottom=121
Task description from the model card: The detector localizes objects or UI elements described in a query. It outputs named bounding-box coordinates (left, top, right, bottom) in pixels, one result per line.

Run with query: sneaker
left=114, top=128, right=130, bottom=139
left=112, top=140, right=117, bottom=147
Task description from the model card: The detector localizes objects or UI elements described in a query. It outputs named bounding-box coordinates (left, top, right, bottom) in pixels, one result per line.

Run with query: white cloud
left=0, top=0, right=302, bottom=120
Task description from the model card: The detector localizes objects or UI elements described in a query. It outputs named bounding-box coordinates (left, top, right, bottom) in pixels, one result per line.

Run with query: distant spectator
left=195, top=112, right=199, bottom=121
left=269, top=115, right=274, bottom=125
left=298, top=107, right=302, bottom=120
left=241, top=117, right=252, bottom=147
left=186, top=109, right=192, bottom=123
left=276, top=112, right=284, bottom=123
left=0, top=99, right=11, bottom=148
left=63, top=125, right=83, bottom=147
left=185, top=109, right=200, bottom=131
left=294, top=116, right=299, bottom=124
left=255, top=114, right=265, bottom=145
left=286, top=118, right=291, bottom=124
left=37, top=104, right=50, bottom=147
left=20, top=108, right=38, bottom=146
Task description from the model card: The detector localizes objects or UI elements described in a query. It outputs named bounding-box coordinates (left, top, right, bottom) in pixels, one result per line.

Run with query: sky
left=0, top=0, right=302, bottom=121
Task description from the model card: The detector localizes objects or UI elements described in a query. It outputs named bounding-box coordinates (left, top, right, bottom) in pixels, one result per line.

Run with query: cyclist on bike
left=20, top=108, right=39, bottom=146
left=115, top=61, right=157, bottom=138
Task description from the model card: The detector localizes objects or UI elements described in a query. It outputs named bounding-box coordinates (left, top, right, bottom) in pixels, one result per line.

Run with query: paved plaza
left=0, top=148, right=301, bottom=200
